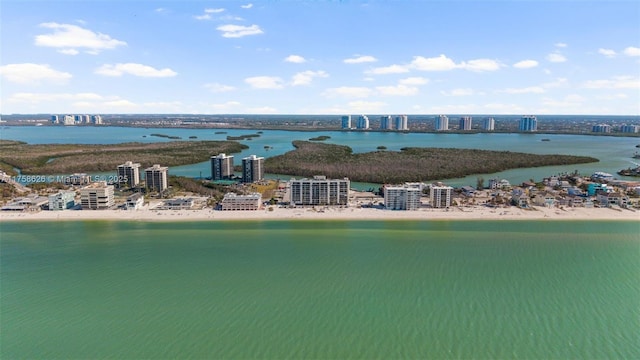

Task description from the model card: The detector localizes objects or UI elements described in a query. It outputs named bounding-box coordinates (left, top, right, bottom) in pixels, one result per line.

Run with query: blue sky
left=1, top=0, right=639, bottom=115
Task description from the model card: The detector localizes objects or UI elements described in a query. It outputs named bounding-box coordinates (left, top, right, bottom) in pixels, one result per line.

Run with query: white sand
left=1, top=205, right=638, bottom=222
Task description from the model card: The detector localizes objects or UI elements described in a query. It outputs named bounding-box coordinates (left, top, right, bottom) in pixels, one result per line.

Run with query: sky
left=1, top=0, right=639, bottom=115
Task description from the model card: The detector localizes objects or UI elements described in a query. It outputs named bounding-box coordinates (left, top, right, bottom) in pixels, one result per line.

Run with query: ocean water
left=2, top=220, right=639, bottom=359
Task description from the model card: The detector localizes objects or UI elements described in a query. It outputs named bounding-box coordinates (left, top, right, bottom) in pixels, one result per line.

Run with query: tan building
left=384, top=185, right=421, bottom=210
left=211, top=153, right=234, bottom=180
left=220, top=193, right=262, bottom=210
left=145, top=164, right=168, bottom=192
left=289, top=176, right=350, bottom=206
left=117, top=161, right=141, bottom=188
left=80, top=182, right=114, bottom=210
left=430, top=185, right=452, bottom=208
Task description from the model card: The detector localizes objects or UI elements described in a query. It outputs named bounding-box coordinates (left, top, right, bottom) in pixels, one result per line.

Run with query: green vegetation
left=226, top=134, right=261, bottom=141
left=0, top=141, right=248, bottom=175
left=377, top=146, right=387, bottom=150
left=189, top=136, right=198, bottom=139
left=150, top=133, right=182, bottom=139
left=309, top=135, right=331, bottom=141
left=264, top=141, right=599, bottom=184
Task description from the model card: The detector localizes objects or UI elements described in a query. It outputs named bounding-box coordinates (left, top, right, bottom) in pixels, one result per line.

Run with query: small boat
left=541, top=138, right=551, bottom=142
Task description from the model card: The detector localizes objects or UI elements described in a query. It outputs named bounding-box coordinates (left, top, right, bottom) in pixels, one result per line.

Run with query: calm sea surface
left=2, top=126, right=639, bottom=187
left=2, top=220, right=638, bottom=359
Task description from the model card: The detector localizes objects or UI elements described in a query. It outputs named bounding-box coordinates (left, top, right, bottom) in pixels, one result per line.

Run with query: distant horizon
left=2, top=113, right=640, bottom=118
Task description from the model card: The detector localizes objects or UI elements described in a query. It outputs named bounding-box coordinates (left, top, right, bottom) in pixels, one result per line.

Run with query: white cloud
left=206, top=8, right=225, bottom=13
left=8, top=92, right=109, bottom=103
left=284, top=55, right=306, bottom=63
left=0, top=63, right=72, bottom=85
left=343, top=55, right=377, bottom=64
left=513, top=60, right=539, bottom=69
left=503, top=86, right=545, bottom=94
left=410, top=54, right=457, bottom=71
left=375, top=84, right=418, bottom=96
left=347, top=100, right=386, bottom=112
left=195, top=8, right=225, bottom=20
left=399, top=77, right=429, bottom=85
left=598, top=48, right=617, bottom=58
left=35, top=22, right=126, bottom=54
left=459, top=58, right=501, bottom=72
left=209, top=101, right=242, bottom=110
left=203, top=83, right=236, bottom=92
left=245, top=76, right=284, bottom=89
left=541, top=94, right=586, bottom=108
left=217, top=24, right=263, bottom=38
left=441, top=88, right=474, bottom=96
left=546, top=53, right=567, bottom=63
left=95, top=63, right=177, bottom=77
left=247, top=106, right=277, bottom=113
left=367, top=64, right=409, bottom=74
left=59, top=49, right=80, bottom=55
left=291, top=70, right=328, bottom=86
left=623, top=46, right=640, bottom=57
left=194, top=14, right=212, bottom=20
left=542, top=77, right=569, bottom=88
left=241, top=4, right=254, bottom=9
left=555, top=43, right=568, bottom=48
left=582, top=76, right=640, bottom=89
left=322, top=87, right=373, bottom=98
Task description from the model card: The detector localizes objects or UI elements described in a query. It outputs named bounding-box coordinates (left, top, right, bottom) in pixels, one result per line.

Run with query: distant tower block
left=211, top=153, right=234, bottom=180
left=242, top=155, right=264, bottom=183
left=483, top=117, right=495, bottom=131
left=519, top=115, right=538, bottom=132
left=341, top=115, right=352, bottom=129
left=459, top=116, right=472, bottom=130
left=145, top=164, right=168, bottom=192
left=380, top=115, right=393, bottom=130
left=356, top=115, right=369, bottom=129
left=435, top=115, right=449, bottom=131
left=395, top=115, right=408, bottom=131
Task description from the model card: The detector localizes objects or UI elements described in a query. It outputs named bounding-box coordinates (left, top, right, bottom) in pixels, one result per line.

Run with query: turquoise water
left=2, top=126, right=639, bottom=186
left=2, top=220, right=639, bottom=359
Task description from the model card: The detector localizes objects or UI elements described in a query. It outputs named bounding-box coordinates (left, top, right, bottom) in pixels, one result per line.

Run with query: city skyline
left=1, top=1, right=639, bottom=115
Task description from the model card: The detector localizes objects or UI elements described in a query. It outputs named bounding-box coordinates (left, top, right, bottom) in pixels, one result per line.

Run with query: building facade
left=519, top=115, right=538, bottom=132
left=80, top=182, right=114, bottom=210
left=356, top=115, right=370, bottom=129
left=242, top=155, right=264, bottom=183
left=384, top=185, right=421, bottom=210
left=395, top=115, right=409, bottom=131
left=620, top=124, right=639, bottom=133
left=592, top=124, right=611, bottom=133
left=220, top=193, right=262, bottom=210
left=430, top=185, right=453, bottom=208
left=341, top=115, right=352, bottom=129
left=117, top=161, right=141, bottom=188
left=48, top=191, right=76, bottom=210
left=435, top=115, right=449, bottom=131
left=459, top=116, right=472, bottom=130
left=125, top=193, right=144, bottom=210
left=289, top=176, right=350, bottom=206
left=211, top=153, right=234, bottom=180
left=145, top=164, right=169, bottom=192
left=380, top=115, right=393, bottom=130
left=483, top=117, right=495, bottom=131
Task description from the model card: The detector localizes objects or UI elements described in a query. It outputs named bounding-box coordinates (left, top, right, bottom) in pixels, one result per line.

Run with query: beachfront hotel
left=220, top=192, right=262, bottom=210
left=430, top=185, right=453, bottom=208
left=48, top=191, right=76, bottom=211
left=242, top=155, right=264, bottom=183
left=341, top=115, right=352, bottom=129
left=289, top=176, right=350, bottom=206
left=145, top=164, right=169, bottom=192
left=459, top=116, right=472, bottom=131
left=211, top=153, right=234, bottom=180
left=117, top=161, right=141, bottom=188
left=384, top=185, right=422, bottom=210
left=80, top=182, right=115, bottom=210
left=519, top=115, right=538, bottom=132
left=435, top=115, right=449, bottom=131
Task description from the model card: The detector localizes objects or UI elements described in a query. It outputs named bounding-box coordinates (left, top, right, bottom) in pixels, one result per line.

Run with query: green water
left=1, top=220, right=639, bottom=359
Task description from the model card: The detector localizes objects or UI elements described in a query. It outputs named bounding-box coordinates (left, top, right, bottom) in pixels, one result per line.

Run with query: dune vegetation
left=0, top=140, right=247, bottom=175
left=265, top=141, right=599, bottom=183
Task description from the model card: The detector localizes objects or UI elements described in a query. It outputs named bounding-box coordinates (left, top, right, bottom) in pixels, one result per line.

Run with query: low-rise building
left=49, top=191, right=76, bottom=210
left=533, top=192, right=556, bottom=208
left=160, top=198, right=194, bottom=210
left=80, top=182, right=115, bottom=210
left=220, top=192, right=262, bottom=211
left=125, top=193, right=144, bottom=210
left=384, top=185, right=422, bottom=210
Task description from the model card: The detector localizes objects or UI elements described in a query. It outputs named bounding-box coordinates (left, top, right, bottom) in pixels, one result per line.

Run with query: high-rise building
left=395, top=115, right=409, bottom=131
left=289, top=176, right=350, bottom=206
left=117, top=161, right=141, bottom=188
left=80, top=182, right=115, bottom=210
left=592, top=124, right=611, bottom=133
left=341, top=115, right=352, bottom=129
left=483, top=117, right=495, bottom=131
left=380, top=115, right=393, bottom=130
left=620, top=124, right=639, bottom=133
left=211, top=153, right=234, bottom=180
left=74, top=115, right=83, bottom=124
left=384, top=185, right=421, bottom=210
left=519, top=115, right=538, bottom=132
left=63, top=115, right=74, bottom=125
left=51, top=115, right=59, bottom=124
left=430, top=186, right=452, bottom=208
left=242, top=155, right=264, bottom=183
left=356, top=115, right=370, bottom=129
left=145, top=164, right=169, bottom=192
left=459, top=116, right=472, bottom=130
left=435, top=115, right=449, bottom=131
left=91, top=115, right=103, bottom=125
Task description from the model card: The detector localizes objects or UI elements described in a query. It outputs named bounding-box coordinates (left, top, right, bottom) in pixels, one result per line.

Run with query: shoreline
left=1, top=205, right=638, bottom=222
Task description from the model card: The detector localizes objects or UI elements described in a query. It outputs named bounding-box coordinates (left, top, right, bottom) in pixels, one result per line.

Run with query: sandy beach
left=1, top=205, right=638, bottom=222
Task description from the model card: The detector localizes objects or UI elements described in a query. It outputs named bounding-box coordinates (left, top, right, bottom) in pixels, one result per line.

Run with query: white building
left=459, top=116, right=472, bottom=130
left=384, top=185, right=422, bottom=210
left=63, top=115, right=75, bottom=125
left=145, top=164, right=169, bottom=192
left=125, top=193, right=144, bottom=210
left=620, top=124, right=639, bottom=133
left=394, top=115, right=408, bottom=131
left=211, top=153, right=234, bottom=180
left=91, top=115, right=103, bottom=125
left=80, top=182, right=114, bottom=210
left=51, top=115, right=59, bottom=124
left=356, top=115, right=370, bottom=130
left=435, top=115, right=449, bottom=131
left=380, top=115, right=393, bottom=130
left=242, top=155, right=264, bottom=183
left=592, top=124, right=611, bottom=133
left=430, top=185, right=453, bottom=208
left=220, top=192, right=262, bottom=211
left=483, top=117, right=495, bottom=131
left=117, top=161, right=141, bottom=188
left=48, top=191, right=76, bottom=210
left=341, top=115, right=352, bottom=129
left=289, top=176, right=350, bottom=206
left=519, top=115, right=538, bottom=132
